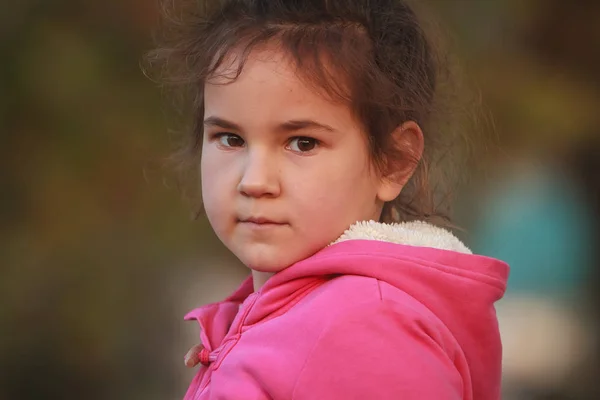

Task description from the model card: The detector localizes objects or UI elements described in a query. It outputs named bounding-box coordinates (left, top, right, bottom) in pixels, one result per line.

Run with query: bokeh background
left=1, top=1, right=599, bottom=399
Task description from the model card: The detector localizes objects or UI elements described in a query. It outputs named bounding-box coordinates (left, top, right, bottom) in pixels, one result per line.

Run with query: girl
left=150, top=0, right=509, bottom=398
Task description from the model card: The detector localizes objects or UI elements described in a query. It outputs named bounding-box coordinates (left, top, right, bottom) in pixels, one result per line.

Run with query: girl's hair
left=147, top=0, right=479, bottom=227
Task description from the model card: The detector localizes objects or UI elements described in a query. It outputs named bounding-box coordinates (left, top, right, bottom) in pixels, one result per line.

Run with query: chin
left=239, top=251, right=299, bottom=274
left=244, top=258, right=290, bottom=273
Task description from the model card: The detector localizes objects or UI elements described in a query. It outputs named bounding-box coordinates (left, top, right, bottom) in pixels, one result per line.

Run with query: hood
left=186, top=220, right=509, bottom=391
left=331, top=220, right=472, bottom=253
left=257, top=220, right=508, bottom=321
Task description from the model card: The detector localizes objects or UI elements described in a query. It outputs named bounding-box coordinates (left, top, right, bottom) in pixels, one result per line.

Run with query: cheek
left=200, top=150, right=230, bottom=218
left=200, top=153, right=213, bottom=203
left=312, top=157, right=378, bottom=216
left=327, top=153, right=376, bottom=191
left=292, top=158, right=371, bottom=209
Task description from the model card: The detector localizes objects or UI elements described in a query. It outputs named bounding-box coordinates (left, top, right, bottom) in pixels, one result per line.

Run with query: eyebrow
left=203, top=116, right=336, bottom=133
left=203, top=116, right=242, bottom=131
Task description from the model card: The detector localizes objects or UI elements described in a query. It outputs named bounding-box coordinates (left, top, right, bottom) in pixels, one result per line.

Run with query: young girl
left=151, top=0, right=509, bottom=398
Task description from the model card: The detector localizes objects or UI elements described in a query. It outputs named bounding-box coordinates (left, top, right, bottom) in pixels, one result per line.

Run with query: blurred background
left=1, top=0, right=599, bottom=399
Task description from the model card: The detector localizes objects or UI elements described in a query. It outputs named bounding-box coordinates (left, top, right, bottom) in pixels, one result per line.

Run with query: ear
left=376, top=121, right=425, bottom=202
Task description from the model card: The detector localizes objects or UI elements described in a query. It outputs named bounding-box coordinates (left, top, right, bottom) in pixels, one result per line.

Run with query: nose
left=237, top=150, right=280, bottom=198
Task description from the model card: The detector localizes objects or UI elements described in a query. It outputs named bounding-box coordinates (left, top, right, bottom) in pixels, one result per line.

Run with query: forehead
left=203, top=45, right=360, bottom=131
left=206, top=42, right=351, bottom=104
left=205, top=51, right=309, bottom=113
left=208, top=44, right=287, bottom=83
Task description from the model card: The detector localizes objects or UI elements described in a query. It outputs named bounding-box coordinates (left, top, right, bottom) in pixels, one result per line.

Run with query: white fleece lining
left=330, top=220, right=472, bottom=255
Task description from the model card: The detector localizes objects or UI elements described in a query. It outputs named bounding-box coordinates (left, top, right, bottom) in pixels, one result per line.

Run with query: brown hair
left=147, top=0, right=477, bottom=226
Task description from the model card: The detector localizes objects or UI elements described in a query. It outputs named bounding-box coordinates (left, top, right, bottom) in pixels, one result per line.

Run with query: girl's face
left=201, top=46, right=400, bottom=278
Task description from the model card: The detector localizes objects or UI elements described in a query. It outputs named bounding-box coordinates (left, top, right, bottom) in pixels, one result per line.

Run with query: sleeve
left=290, top=300, right=464, bottom=400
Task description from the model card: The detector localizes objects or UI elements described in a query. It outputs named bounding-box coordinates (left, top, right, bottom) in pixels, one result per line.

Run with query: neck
left=252, top=270, right=274, bottom=292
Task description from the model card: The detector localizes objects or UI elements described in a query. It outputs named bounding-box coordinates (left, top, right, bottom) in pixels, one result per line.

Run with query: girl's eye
left=217, top=133, right=245, bottom=148
left=288, top=137, right=319, bottom=153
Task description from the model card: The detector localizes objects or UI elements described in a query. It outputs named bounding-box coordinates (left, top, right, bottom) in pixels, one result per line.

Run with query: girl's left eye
left=287, top=137, right=319, bottom=153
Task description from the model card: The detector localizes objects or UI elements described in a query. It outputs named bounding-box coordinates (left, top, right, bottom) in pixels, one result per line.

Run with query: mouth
left=238, top=217, right=287, bottom=226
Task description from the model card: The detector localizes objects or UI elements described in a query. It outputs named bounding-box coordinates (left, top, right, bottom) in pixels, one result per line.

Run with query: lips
left=240, top=216, right=285, bottom=225
left=237, top=216, right=288, bottom=227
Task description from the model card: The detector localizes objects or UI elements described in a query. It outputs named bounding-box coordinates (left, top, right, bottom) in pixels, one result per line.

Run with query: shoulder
left=305, top=274, right=440, bottom=327
left=289, top=274, right=460, bottom=359
left=290, top=278, right=465, bottom=399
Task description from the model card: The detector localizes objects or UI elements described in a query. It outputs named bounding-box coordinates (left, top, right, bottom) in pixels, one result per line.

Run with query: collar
left=331, top=220, right=471, bottom=254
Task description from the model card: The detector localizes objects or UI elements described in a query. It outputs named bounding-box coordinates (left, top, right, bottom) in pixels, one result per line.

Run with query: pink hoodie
left=183, top=221, right=509, bottom=399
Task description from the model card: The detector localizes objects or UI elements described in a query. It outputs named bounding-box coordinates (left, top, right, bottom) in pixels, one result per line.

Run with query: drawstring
left=198, top=347, right=218, bottom=366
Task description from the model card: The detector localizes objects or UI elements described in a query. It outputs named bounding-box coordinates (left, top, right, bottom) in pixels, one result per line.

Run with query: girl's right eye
left=215, top=133, right=245, bottom=148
